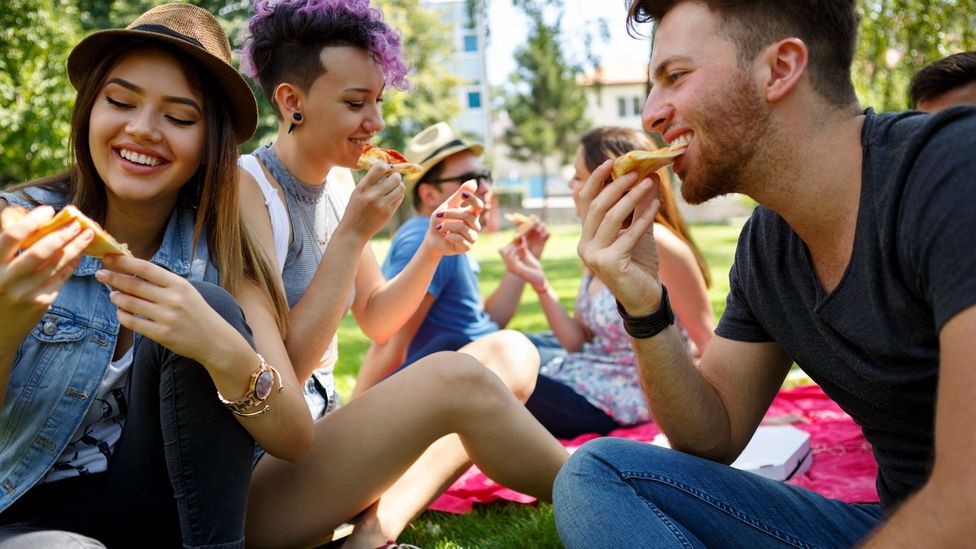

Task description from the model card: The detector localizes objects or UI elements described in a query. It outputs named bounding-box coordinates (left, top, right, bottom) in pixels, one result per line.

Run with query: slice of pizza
left=610, top=141, right=689, bottom=182
left=1, top=204, right=132, bottom=257
left=357, top=144, right=423, bottom=175
left=504, top=212, right=540, bottom=242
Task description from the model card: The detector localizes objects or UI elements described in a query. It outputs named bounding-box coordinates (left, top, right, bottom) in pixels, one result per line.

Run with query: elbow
left=262, top=419, right=315, bottom=463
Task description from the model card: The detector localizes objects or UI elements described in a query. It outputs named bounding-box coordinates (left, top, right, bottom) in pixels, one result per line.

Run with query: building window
left=467, top=91, right=482, bottom=109
left=463, top=34, right=478, bottom=52
left=633, top=96, right=642, bottom=115
left=617, top=97, right=627, bottom=117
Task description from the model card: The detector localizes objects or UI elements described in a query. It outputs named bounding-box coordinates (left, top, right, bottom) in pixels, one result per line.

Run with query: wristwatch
left=217, top=354, right=283, bottom=416
left=616, top=285, right=675, bottom=339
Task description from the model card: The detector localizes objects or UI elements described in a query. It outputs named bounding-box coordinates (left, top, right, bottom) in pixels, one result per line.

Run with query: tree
left=501, top=0, right=589, bottom=219
left=853, top=0, right=976, bottom=111
left=375, top=0, right=461, bottom=153
left=0, top=0, right=81, bottom=186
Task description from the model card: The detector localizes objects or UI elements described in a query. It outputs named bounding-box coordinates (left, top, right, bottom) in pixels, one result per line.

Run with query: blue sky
left=485, top=0, right=652, bottom=85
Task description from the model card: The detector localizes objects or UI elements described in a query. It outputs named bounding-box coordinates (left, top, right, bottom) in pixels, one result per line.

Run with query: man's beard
left=680, top=71, right=771, bottom=205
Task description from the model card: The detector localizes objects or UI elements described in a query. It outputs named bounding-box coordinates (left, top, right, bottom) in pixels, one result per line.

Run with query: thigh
left=554, top=438, right=885, bottom=549
left=525, top=375, right=620, bottom=439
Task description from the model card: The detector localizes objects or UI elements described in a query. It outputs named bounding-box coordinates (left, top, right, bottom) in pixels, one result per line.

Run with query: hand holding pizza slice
left=504, top=212, right=540, bottom=243
left=356, top=144, right=423, bottom=175
left=1, top=204, right=132, bottom=258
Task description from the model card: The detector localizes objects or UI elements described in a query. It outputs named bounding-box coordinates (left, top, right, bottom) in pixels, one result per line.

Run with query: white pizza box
left=652, top=425, right=813, bottom=481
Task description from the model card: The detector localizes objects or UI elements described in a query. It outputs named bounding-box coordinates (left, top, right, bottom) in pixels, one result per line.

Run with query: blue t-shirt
left=382, top=216, right=499, bottom=360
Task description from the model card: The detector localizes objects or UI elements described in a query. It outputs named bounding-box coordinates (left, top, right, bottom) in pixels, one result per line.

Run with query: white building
left=580, top=60, right=649, bottom=130
left=421, top=0, right=492, bottom=153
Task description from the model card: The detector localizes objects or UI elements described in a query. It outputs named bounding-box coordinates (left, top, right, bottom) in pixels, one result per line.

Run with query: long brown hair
left=10, top=42, right=289, bottom=333
left=579, top=126, right=711, bottom=287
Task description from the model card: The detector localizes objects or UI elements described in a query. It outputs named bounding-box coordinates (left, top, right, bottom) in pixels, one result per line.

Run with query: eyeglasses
left=425, top=170, right=493, bottom=188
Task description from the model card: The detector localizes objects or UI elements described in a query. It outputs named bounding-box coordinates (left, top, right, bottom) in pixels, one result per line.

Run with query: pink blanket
left=430, top=385, right=879, bottom=513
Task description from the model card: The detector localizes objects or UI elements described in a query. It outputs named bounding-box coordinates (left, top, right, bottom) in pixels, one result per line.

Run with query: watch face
left=255, top=369, right=274, bottom=400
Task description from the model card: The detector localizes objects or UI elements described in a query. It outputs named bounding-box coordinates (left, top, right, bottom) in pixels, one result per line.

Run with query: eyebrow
left=343, top=84, right=387, bottom=95
left=651, top=55, right=694, bottom=84
left=105, top=77, right=203, bottom=114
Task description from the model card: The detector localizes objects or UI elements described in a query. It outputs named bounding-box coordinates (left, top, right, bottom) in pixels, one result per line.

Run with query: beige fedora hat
left=403, top=122, right=484, bottom=187
left=67, top=3, right=258, bottom=144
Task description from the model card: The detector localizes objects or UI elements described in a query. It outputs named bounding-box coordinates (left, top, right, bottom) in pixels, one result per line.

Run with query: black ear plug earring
left=288, top=112, right=303, bottom=134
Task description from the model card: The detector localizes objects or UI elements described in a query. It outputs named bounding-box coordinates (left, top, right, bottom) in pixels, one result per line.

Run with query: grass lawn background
left=330, top=222, right=743, bottom=548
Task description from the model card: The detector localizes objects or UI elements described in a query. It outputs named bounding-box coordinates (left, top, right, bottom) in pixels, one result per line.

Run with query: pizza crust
left=1, top=204, right=132, bottom=257
left=357, top=144, right=423, bottom=175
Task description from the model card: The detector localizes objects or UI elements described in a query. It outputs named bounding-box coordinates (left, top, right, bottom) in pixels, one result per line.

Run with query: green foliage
left=0, top=0, right=80, bottom=186
left=852, top=0, right=976, bottom=111
left=376, top=0, right=462, bottom=153
left=501, top=0, right=589, bottom=171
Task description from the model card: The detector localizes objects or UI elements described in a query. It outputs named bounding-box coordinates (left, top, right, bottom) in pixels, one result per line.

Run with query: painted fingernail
left=435, top=212, right=445, bottom=218
left=462, top=192, right=471, bottom=199
left=436, top=223, right=444, bottom=231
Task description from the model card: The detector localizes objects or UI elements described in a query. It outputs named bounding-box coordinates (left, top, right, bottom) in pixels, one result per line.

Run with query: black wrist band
left=616, top=285, right=675, bottom=339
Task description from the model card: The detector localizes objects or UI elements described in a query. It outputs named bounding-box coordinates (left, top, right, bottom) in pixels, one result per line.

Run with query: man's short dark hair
left=628, top=0, right=860, bottom=108
left=909, top=51, right=976, bottom=107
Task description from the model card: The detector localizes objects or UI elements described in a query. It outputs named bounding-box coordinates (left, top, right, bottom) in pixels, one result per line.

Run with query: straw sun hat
left=67, top=3, right=258, bottom=144
left=403, top=122, right=485, bottom=188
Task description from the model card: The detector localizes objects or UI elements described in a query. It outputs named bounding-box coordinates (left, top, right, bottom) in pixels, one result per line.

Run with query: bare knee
left=417, top=352, right=517, bottom=420
left=460, top=330, right=539, bottom=402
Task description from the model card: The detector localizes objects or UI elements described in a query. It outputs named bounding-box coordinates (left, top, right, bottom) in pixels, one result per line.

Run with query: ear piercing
left=288, top=112, right=303, bottom=134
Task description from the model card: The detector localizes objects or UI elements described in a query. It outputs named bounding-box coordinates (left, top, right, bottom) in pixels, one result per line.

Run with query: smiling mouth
left=117, top=147, right=164, bottom=167
left=666, top=133, right=692, bottom=152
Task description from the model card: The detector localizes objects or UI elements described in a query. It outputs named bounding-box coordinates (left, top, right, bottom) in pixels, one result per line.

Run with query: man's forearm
left=632, top=328, right=735, bottom=461
left=484, top=273, right=527, bottom=327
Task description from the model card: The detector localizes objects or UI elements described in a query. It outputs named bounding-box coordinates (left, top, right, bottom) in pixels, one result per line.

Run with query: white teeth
left=668, top=134, right=692, bottom=148
left=119, top=148, right=161, bottom=167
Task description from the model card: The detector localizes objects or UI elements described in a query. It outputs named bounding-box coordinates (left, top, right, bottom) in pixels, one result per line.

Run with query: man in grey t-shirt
left=554, top=1, right=976, bottom=547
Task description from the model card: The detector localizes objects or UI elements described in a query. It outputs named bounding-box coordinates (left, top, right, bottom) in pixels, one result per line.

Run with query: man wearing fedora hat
left=353, top=122, right=548, bottom=393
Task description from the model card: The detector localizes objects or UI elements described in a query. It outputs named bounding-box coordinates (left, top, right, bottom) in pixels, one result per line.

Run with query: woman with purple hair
left=237, top=1, right=566, bottom=547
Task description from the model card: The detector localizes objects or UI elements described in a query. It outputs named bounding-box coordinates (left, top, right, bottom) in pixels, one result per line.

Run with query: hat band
left=130, top=23, right=204, bottom=49
left=420, top=139, right=467, bottom=165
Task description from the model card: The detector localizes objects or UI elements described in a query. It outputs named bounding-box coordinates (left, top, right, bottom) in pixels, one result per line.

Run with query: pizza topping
left=357, top=144, right=423, bottom=175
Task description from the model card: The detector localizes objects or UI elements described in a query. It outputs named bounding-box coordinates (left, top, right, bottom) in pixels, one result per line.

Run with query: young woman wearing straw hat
left=0, top=4, right=313, bottom=546
left=237, top=1, right=566, bottom=547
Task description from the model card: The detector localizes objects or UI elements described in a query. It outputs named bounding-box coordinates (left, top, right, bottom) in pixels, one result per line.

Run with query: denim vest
left=0, top=187, right=218, bottom=512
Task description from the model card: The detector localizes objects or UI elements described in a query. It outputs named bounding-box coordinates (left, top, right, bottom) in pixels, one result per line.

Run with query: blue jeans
left=554, top=439, right=885, bottom=548
left=0, top=282, right=255, bottom=548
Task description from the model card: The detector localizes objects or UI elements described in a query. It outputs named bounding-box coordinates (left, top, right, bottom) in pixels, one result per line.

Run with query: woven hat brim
left=67, top=29, right=258, bottom=144
left=405, top=142, right=485, bottom=191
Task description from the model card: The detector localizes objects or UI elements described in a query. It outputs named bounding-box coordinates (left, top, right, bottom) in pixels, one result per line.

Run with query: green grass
left=331, top=221, right=745, bottom=548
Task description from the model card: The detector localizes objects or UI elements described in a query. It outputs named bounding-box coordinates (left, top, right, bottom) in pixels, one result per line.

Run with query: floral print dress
left=539, top=272, right=690, bottom=426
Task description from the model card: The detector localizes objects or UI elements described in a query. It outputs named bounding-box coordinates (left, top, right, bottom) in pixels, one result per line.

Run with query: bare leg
left=348, top=331, right=541, bottom=547
left=351, top=341, right=399, bottom=399
left=246, top=349, right=566, bottom=549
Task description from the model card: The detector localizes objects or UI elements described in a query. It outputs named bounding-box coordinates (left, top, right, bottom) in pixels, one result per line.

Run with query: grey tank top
left=252, top=145, right=350, bottom=418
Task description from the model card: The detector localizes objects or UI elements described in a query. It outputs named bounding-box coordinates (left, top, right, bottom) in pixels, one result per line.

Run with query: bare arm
left=861, top=304, right=976, bottom=546
left=351, top=181, right=482, bottom=341
left=483, top=272, right=529, bottom=328
left=498, top=242, right=588, bottom=350
left=655, top=225, right=714, bottom=356
left=352, top=292, right=436, bottom=397
left=576, top=160, right=790, bottom=461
